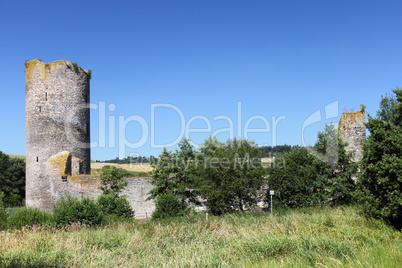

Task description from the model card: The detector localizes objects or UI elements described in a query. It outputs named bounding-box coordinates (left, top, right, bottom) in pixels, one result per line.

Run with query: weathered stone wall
left=50, top=172, right=155, bottom=217
left=25, top=60, right=91, bottom=210
left=121, top=178, right=155, bottom=217
left=338, top=111, right=366, bottom=161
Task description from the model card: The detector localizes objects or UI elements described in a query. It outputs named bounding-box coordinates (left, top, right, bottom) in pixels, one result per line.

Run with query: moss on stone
left=49, top=152, right=72, bottom=177
left=338, top=111, right=365, bottom=131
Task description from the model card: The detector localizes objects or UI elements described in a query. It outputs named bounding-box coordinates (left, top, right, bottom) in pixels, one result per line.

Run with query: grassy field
left=91, top=168, right=151, bottom=177
left=0, top=206, right=400, bottom=267
left=6, top=154, right=25, bottom=160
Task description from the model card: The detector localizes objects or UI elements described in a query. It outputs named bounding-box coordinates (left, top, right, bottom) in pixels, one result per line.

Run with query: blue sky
left=0, top=0, right=401, bottom=160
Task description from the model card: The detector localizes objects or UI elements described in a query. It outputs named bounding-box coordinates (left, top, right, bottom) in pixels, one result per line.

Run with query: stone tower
left=338, top=110, right=366, bottom=161
left=25, top=60, right=91, bottom=210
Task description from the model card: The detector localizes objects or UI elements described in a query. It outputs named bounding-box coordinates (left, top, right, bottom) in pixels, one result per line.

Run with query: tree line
left=148, top=88, right=402, bottom=228
left=0, top=88, right=401, bottom=229
left=98, top=155, right=158, bottom=164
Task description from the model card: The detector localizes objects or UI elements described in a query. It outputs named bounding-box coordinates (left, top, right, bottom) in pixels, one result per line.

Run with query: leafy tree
left=0, top=191, right=4, bottom=208
left=99, top=165, right=129, bottom=195
left=258, top=145, right=293, bottom=157
left=148, top=139, right=197, bottom=218
left=268, top=124, right=357, bottom=208
left=0, top=152, right=25, bottom=206
left=97, top=193, right=134, bottom=219
left=356, top=88, right=402, bottom=228
left=98, top=166, right=134, bottom=219
left=197, top=137, right=265, bottom=215
left=151, top=192, right=192, bottom=219
left=0, top=191, right=5, bottom=230
left=313, top=124, right=358, bottom=205
left=148, top=137, right=266, bottom=216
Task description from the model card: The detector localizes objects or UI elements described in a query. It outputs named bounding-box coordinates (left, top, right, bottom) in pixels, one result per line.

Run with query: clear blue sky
left=0, top=0, right=401, bottom=161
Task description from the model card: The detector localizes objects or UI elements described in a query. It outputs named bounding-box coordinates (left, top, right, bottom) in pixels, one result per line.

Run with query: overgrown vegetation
left=97, top=165, right=135, bottom=220
left=6, top=206, right=54, bottom=229
left=0, top=85, right=400, bottom=266
left=356, top=88, right=402, bottom=228
left=149, top=130, right=358, bottom=217
left=99, top=165, right=130, bottom=195
left=0, top=151, right=25, bottom=207
left=268, top=124, right=357, bottom=208
left=0, top=206, right=400, bottom=267
left=86, top=69, right=92, bottom=79
left=258, top=144, right=294, bottom=157
left=97, top=193, right=134, bottom=219
left=0, top=165, right=136, bottom=230
left=149, top=138, right=265, bottom=217
left=53, top=194, right=103, bottom=226
left=72, top=62, right=78, bottom=71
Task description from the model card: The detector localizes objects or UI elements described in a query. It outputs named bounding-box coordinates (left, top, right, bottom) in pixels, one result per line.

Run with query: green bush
left=0, top=152, right=25, bottom=206
left=0, top=208, right=6, bottom=230
left=356, top=88, right=402, bottom=228
left=152, top=192, right=191, bottom=219
left=99, top=166, right=129, bottom=195
left=97, top=193, right=134, bottom=219
left=0, top=191, right=6, bottom=230
left=6, top=206, right=53, bottom=229
left=0, top=191, right=4, bottom=208
left=268, top=124, right=357, bottom=209
left=53, top=195, right=103, bottom=225
left=4, top=192, right=21, bottom=207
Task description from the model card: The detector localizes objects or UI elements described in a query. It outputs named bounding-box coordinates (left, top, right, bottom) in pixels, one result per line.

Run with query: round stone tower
left=25, top=60, right=91, bottom=209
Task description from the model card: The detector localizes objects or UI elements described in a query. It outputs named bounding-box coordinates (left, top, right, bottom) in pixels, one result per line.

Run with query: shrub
left=0, top=207, right=6, bottom=230
left=0, top=152, right=25, bottom=206
left=4, top=192, right=22, bottom=207
left=53, top=195, right=103, bottom=225
left=97, top=193, right=134, bottom=219
left=6, top=206, right=53, bottom=229
left=268, top=124, right=357, bottom=209
left=0, top=191, right=6, bottom=230
left=152, top=192, right=191, bottom=219
left=99, top=166, right=129, bottom=195
left=356, top=88, right=402, bottom=228
left=0, top=191, right=4, bottom=208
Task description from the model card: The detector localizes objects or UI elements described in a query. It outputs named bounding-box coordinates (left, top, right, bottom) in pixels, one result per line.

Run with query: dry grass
left=6, top=154, right=25, bottom=160
left=91, top=163, right=153, bottom=173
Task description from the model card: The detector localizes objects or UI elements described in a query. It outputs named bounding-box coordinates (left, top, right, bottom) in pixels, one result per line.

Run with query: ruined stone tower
left=25, top=60, right=91, bottom=210
left=338, top=110, right=366, bottom=161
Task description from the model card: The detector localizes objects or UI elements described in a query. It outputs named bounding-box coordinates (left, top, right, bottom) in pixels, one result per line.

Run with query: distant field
left=6, top=156, right=271, bottom=171
left=7, top=154, right=26, bottom=160
left=91, top=162, right=153, bottom=172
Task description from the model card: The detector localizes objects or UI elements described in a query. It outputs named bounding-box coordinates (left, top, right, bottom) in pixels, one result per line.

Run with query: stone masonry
left=26, top=60, right=364, bottom=215
left=25, top=60, right=91, bottom=210
left=338, top=110, right=366, bottom=161
left=25, top=60, right=155, bottom=216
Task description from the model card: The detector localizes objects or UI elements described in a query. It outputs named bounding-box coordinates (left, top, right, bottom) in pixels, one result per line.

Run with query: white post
left=271, top=195, right=273, bottom=216
left=270, top=190, right=274, bottom=216
left=206, top=212, right=208, bottom=221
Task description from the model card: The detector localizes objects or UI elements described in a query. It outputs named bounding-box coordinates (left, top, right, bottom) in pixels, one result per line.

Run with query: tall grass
left=0, top=206, right=400, bottom=267
left=5, top=206, right=54, bottom=229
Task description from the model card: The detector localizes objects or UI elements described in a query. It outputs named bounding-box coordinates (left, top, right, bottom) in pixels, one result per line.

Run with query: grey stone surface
left=25, top=60, right=91, bottom=210
left=25, top=60, right=155, bottom=216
